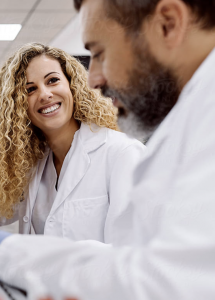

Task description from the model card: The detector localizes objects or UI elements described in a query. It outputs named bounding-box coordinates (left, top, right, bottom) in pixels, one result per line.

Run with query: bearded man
left=0, top=1, right=215, bottom=300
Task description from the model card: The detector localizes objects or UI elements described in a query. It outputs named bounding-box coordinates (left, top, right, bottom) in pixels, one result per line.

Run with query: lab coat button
left=49, top=218, right=54, bottom=222
left=23, top=216, right=29, bottom=223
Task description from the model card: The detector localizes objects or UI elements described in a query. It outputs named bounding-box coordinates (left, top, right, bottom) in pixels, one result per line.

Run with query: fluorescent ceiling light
left=0, top=24, right=22, bottom=41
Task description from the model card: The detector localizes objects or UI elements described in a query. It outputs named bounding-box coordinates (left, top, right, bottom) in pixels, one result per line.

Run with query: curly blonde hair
left=0, top=42, right=118, bottom=219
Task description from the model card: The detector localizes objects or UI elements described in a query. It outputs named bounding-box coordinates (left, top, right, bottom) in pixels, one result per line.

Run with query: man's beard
left=101, top=43, right=181, bottom=140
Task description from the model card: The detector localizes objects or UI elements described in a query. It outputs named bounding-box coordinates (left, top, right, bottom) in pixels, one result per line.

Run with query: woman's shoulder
left=104, top=128, right=146, bottom=170
left=105, top=127, right=145, bottom=152
left=79, top=122, right=145, bottom=153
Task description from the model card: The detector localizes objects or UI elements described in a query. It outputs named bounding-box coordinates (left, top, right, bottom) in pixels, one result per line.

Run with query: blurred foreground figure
left=1, top=0, right=215, bottom=299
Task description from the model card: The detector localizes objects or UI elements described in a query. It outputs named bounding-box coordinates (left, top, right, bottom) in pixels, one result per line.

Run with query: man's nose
left=88, top=66, right=106, bottom=89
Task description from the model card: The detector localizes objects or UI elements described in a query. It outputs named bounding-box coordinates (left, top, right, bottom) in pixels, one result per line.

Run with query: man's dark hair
left=74, top=0, right=215, bottom=31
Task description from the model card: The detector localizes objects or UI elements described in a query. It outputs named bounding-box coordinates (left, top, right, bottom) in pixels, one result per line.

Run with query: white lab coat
left=1, top=49, right=215, bottom=300
left=0, top=123, right=146, bottom=245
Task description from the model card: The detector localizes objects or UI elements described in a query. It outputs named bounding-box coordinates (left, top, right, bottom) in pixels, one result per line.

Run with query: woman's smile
left=39, top=102, right=61, bottom=116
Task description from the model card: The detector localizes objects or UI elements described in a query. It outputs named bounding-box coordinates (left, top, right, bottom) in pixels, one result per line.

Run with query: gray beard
left=117, top=112, right=152, bottom=142
left=101, top=42, right=180, bottom=140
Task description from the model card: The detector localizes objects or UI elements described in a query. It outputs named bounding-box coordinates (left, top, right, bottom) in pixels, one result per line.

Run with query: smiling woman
left=0, top=43, right=145, bottom=244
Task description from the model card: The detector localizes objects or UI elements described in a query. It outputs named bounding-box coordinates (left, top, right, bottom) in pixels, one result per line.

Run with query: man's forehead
left=80, top=0, right=128, bottom=49
left=80, top=0, right=105, bottom=25
left=80, top=0, right=110, bottom=47
left=81, top=18, right=104, bottom=49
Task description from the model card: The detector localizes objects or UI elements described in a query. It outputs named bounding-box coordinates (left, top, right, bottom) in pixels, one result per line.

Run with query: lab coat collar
left=49, top=122, right=108, bottom=216
left=27, top=122, right=107, bottom=219
left=79, top=122, right=107, bottom=153
left=179, top=47, right=215, bottom=101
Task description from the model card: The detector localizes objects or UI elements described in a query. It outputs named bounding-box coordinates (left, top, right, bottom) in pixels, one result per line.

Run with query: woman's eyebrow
left=26, top=72, right=60, bottom=85
left=44, top=71, right=60, bottom=79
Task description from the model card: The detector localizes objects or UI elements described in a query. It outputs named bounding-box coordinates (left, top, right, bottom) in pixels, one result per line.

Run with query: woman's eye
left=27, top=86, right=36, bottom=94
left=48, top=77, right=60, bottom=84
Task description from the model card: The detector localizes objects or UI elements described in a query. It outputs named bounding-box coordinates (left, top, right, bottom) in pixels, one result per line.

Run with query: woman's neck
left=45, top=118, right=80, bottom=176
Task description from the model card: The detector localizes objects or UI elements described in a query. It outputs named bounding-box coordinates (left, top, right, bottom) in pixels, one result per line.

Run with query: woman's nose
left=38, top=87, right=53, bottom=102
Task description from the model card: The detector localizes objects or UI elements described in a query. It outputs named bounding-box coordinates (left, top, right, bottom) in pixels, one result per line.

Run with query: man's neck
left=175, top=28, right=215, bottom=88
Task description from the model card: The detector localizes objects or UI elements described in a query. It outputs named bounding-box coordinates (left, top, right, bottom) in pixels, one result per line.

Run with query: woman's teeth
left=40, top=104, right=60, bottom=114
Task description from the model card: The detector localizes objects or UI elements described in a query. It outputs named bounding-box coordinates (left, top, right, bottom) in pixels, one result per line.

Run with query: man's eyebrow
left=85, top=41, right=98, bottom=50
left=26, top=72, right=60, bottom=85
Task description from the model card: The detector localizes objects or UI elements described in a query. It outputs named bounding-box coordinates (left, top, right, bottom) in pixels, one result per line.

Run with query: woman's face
left=26, top=55, right=74, bottom=135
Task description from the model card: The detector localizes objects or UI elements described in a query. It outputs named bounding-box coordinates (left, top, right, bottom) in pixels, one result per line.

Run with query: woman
left=0, top=43, right=145, bottom=246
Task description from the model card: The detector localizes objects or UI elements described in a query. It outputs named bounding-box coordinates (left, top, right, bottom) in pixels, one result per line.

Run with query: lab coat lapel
left=49, top=131, right=90, bottom=214
left=49, top=123, right=107, bottom=215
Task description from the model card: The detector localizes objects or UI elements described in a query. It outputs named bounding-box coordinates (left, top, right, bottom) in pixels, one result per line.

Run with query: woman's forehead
left=26, top=55, right=62, bottom=79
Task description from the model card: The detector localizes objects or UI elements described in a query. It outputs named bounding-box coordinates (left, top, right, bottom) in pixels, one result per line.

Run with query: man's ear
left=146, top=0, right=190, bottom=49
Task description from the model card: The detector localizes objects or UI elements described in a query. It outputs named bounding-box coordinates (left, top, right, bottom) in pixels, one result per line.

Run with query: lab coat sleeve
left=0, top=192, right=26, bottom=227
left=0, top=231, right=11, bottom=243
left=0, top=212, right=18, bottom=227
left=105, top=141, right=146, bottom=245
left=0, top=233, right=214, bottom=300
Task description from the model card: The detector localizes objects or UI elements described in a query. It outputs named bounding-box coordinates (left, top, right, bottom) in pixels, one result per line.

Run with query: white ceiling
left=50, top=13, right=90, bottom=56
left=0, top=0, right=87, bottom=67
